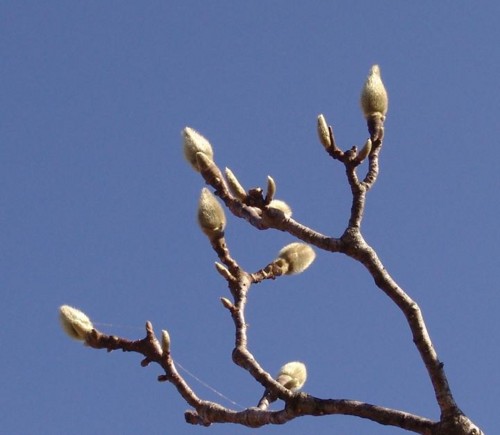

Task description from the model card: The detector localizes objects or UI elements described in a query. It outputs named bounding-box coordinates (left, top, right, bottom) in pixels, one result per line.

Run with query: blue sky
left=2, top=2, right=499, bottom=434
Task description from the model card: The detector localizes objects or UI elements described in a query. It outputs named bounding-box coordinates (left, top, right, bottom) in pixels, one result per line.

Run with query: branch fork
left=60, top=65, right=483, bottom=435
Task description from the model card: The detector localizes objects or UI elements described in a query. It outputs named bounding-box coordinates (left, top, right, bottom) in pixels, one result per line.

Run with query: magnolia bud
left=317, top=114, right=332, bottom=149
left=220, top=297, right=234, bottom=310
left=268, top=199, right=292, bottom=219
left=161, top=329, right=171, bottom=354
left=356, top=138, right=372, bottom=162
left=214, top=262, right=234, bottom=281
left=265, top=176, right=276, bottom=203
left=360, top=65, right=388, bottom=120
left=197, top=188, right=226, bottom=238
left=59, top=305, right=94, bottom=341
left=277, top=243, right=316, bottom=275
left=225, top=168, right=247, bottom=200
left=182, top=127, right=214, bottom=172
left=276, top=361, right=307, bottom=391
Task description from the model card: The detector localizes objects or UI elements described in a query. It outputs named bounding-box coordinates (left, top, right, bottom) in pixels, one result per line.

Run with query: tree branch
left=61, top=65, right=484, bottom=434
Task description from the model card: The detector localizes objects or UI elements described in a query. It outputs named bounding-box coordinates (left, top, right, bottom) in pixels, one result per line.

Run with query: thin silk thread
left=93, top=322, right=244, bottom=409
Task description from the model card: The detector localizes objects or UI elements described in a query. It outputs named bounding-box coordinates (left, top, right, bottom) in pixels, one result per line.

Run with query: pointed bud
left=59, top=305, right=94, bottom=341
left=182, top=127, right=214, bottom=172
left=360, top=65, right=388, bottom=120
left=268, top=199, right=292, bottom=219
left=277, top=243, right=316, bottom=275
left=265, top=176, right=276, bottom=203
left=356, top=138, right=372, bottom=162
left=276, top=361, right=307, bottom=391
left=161, top=329, right=171, bottom=354
left=197, top=188, right=226, bottom=238
left=225, top=168, right=247, bottom=201
left=215, top=262, right=234, bottom=281
left=220, top=297, right=234, bottom=310
left=317, top=114, right=332, bottom=149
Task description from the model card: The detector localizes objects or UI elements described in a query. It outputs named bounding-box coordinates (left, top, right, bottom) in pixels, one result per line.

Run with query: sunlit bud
left=277, top=243, right=316, bottom=275
left=268, top=199, right=292, bottom=219
left=276, top=361, right=307, bottom=391
left=356, top=138, right=372, bottom=162
left=215, top=262, right=234, bottom=281
left=182, top=127, right=214, bottom=172
left=59, top=305, right=94, bottom=341
left=220, top=297, right=234, bottom=310
left=265, top=175, right=277, bottom=204
left=197, top=188, right=226, bottom=238
left=317, top=114, right=332, bottom=149
left=360, top=65, right=388, bottom=120
left=225, top=168, right=247, bottom=201
left=161, top=329, right=171, bottom=354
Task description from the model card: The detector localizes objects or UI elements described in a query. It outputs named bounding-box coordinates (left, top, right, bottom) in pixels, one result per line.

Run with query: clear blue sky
left=2, top=2, right=498, bottom=434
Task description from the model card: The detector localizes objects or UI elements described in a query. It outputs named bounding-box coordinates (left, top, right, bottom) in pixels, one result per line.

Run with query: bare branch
left=60, top=65, right=484, bottom=434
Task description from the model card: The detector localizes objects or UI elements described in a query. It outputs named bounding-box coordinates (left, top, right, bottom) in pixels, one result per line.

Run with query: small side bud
left=161, top=329, right=171, bottom=354
left=356, top=138, right=372, bottom=162
left=215, top=262, right=234, bottom=281
left=197, top=188, right=226, bottom=238
left=276, top=361, right=307, bottom=391
left=268, top=199, right=292, bottom=219
left=277, top=243, right=316, bottom=275
left=265, top=176, right=276, bottom=203
left=317, top=114, right=332, bottom=149
left=182, top=127, right=214, bottom=172
left=360, top=65, right=388, bottom=120
left=220, top=297, right=234, bottom=310
left=59, top=305, right=94, bottom=341
left=225, top=168, right=247, bottom=201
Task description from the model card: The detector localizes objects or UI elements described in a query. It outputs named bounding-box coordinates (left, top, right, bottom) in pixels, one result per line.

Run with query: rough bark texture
left=63, top=82, right=484, bottom=433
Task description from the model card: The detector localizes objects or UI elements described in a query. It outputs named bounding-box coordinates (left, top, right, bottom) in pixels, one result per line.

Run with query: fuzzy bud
left=277, top=243, right=316, bottom=275
left=59, top=305, right=94, bottom=341
left=225, top=168, right=247, bottom=201
left=268, top=199, right=292, bottom=219
left=360, top=65, right=388, bottom=120
left=182, top=127, right=214, bottom=172
left=161, top=329, right=171, bottom=354
left=317, top=114, right=332, bottom=149
left=197, top=188, right=226, bottom=238
left=276, top=361, right=307, bottom=391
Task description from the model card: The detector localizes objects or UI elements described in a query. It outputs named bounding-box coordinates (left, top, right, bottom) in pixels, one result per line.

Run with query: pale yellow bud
left=225, top=168, right=247, bottom=200
left=276, top=361, right=307, bottom=391
left=277, top=242, right=316, bottom=275
left=214, top=262, right=234, bottom=281
left=317, top=114, right=332, bottom=149
left=161, top=329, right=171, bottom=354
left=197, top=188, right=226, bottom=238
left=356, top=138, right=372, bottom=162
left=268, top=199, right=292, bottom=219
left=265, top=176, right=276, bottom=203
left=360, top=65, right=388, bottom=119
left=59, top=305, right=94, bottom=341
left=220, top=297, right=234, bottom=310
left=182, top=127, right=214, bottom=172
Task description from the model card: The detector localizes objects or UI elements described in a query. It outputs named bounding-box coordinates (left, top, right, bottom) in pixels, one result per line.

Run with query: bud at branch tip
left=277, top=242, right=315, bottom=275
left=276, top=361, right=307, bottom=391
left=59, top=305, right=94, bottom=341
left=161, top=330, right=171, bottom=354
left=182, top=127, right=214, bottom=172
left=317, top=114, right=332, bottom=149
left=360, top=65, right=388, bottom=120
left=197, top=188, right=226, bottom=238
